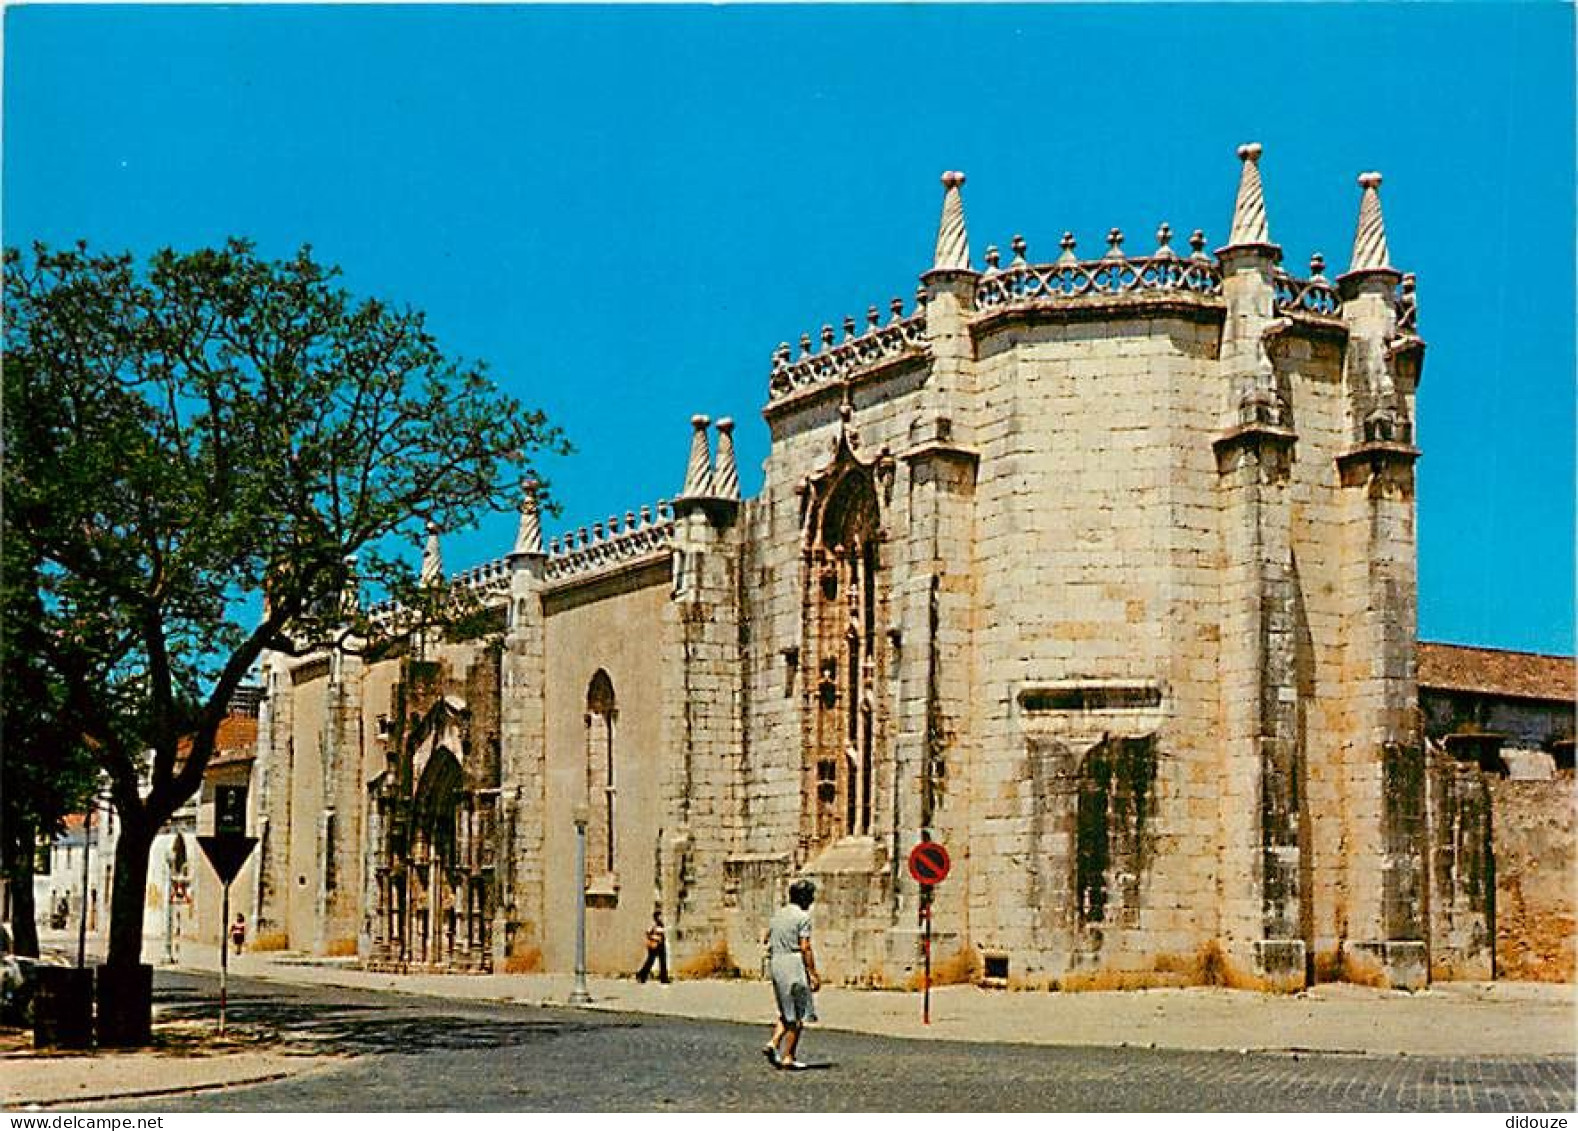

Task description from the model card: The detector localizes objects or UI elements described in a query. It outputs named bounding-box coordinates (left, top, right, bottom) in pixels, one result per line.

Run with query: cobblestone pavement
left=114, top=973, right=1576, bottom=1113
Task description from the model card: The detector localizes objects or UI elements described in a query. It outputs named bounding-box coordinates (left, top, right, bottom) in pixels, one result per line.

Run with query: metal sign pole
left=219, top=880, right=230, bottom=1036
left=922, top=885, right=932, bottom=1026
left=77, top=807, right=92, bottom=969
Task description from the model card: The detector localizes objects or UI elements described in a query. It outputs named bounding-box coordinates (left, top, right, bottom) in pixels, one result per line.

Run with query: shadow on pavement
left=153, top=983, right=636, bottom=1057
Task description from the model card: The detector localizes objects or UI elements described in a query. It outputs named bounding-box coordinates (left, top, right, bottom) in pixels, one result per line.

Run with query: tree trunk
left=7, top=819, right=41, bottom=957
left=97, top=810, right=156, bottom=1046
left=106, top=811, right=152, bottom=971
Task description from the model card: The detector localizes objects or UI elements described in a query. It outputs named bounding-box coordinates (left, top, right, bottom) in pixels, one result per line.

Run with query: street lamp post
left=569, top=805, right=591, bottom=1005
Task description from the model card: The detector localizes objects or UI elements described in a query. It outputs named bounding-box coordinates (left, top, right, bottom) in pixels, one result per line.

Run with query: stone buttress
left=661, top=417, right=748, bottom=970
left=497, top=481, right=549, bottom=967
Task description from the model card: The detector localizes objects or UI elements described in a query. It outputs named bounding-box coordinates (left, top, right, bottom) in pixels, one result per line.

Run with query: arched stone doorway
left=370, top=693, right=496, bottom=971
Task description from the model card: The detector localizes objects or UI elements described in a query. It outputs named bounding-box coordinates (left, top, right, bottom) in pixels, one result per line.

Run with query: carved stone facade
left=252, top=146, right=1512, bottom=990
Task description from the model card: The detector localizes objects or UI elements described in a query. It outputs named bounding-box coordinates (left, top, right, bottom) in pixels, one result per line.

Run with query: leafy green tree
left=1, top=536, right=103, bottom=958
left=3, top=240, right=564, bottom=1032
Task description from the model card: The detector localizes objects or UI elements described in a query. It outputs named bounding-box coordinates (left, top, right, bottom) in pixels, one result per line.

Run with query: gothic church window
left=808, top=471, right=882, bottom=845
left=586, top=670, right=618, bottom=879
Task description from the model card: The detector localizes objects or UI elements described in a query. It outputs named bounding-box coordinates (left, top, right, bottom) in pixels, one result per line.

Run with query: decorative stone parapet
left=768, top=298, right=928, bottom=402
left=974, top=231, right=1222, bottom=311
left=545, top=503, right=676, bottom=583
left=451, top=556, right=513, bottom=596
left=362, top=503, right=679, bottom=631
left=1273, top=256, right=1343, bottom=319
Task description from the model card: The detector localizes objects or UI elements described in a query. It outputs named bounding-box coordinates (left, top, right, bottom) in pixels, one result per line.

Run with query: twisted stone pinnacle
left=712, top=417, right=741, bottom=501
left=1226, top=141, right=1272, bottom=249
left=420, top=522, right=443, bottom=587
left=681, top=414, right=713, bottom=498
left=1348, top=170, right=1392, bottom=274
left=932, top=170, right=971, bottom=272
left=513, top=477, right=544, bottom=557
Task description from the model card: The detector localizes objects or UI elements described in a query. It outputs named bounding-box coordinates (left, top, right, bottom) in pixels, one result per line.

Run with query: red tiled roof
left=178, top=714, right=260, bottom=772
left=1418, top=642, right=1576, bottom=703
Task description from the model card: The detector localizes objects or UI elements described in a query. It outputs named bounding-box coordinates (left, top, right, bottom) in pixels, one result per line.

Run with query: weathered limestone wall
left=663, top=499, right=748, bottom=973
left=1491, top=775, right=1576, bottom=981
left=540, top=564, right=671, bottom=975
left=1283, top=329, right=1356, bottom=976
left=746, top=363, right=933, bottom=982
left=255, top=654, right=295, bottom=943
left=966, top=312, right=1222, bottom=980
left=282, top=659, right=329, bottom=949
left=1424, top=749, right=1494, bottom=979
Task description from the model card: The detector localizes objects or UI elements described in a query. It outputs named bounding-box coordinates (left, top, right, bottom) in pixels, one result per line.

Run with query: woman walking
left=763, top=878, right=820, bottom=1070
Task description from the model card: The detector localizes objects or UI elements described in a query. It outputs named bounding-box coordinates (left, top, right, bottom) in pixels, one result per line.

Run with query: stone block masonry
left=247, top=148, right=1565, bottom=992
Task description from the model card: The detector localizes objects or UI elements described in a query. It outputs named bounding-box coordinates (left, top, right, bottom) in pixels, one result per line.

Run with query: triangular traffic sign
left=198, top=834, right=258, bottom=885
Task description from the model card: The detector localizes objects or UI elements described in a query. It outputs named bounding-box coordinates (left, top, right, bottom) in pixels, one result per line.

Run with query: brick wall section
left=1490, top=775, right=1576, bottom=982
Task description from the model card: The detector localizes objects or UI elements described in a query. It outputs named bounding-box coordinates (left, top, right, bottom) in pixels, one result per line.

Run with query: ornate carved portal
left=370, top=695, right=495, bottom=971
left=799, top=435, right=890, bottom=854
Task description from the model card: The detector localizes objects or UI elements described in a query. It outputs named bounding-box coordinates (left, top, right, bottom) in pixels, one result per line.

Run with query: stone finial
left=712, top=417, right=741, bottom=501
left=931, top=171, right=971, bottom=272
left=681, top=414, right=712, bottom=498
left=890, top=296, right=905, bottom=322
left=843, top=315, right=856, bottom=341
left=1226, top=142, right=1272, bottom=247
left=1057, top=231, right=1078, bottom=264
left=1010, top=234, right=1028, bottom=266
left=1189, top=229, right=1209, bottom=261
left=1347, top=171, right=1392, bottom=274
left=867, top=305, right=880, bottom=330
left=820, top=324, right=835, bottom=351
left=420, top=521, right=443, bottom=588
left=1104, top=228, right=1125, bottom=258
left=639, top=504, right=652, bottom=527
left=1154, top=222, right=1175, bottom=258
left=512, top=478, right=544, bottom=558
left=983, top=245, right=1000, bottom=274
left=1309, top=252, right=1328, bottom=281
left=799, top=332, right=812, bottom=357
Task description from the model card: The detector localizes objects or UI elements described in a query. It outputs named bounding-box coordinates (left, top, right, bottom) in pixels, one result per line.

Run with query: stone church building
left=250, top=144, right=1490, bottom=991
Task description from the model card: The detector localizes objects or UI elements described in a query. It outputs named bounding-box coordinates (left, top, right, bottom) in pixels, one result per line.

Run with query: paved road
left=128, top=972, right=1574, bottom=1112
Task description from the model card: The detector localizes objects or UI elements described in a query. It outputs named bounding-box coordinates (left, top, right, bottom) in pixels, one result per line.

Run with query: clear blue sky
left=6, top=4, right=1573, bottom=655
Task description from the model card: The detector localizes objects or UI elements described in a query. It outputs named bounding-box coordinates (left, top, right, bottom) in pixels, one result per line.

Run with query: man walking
left=763, top=879, right=820, bottom=1070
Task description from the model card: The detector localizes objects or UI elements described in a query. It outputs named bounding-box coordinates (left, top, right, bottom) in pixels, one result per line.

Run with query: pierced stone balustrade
left=974, top=254, right=1222, bottom=310
left=768, top=301, right=928, bottom=402
left=1273, top=270, right=1343, bottom=319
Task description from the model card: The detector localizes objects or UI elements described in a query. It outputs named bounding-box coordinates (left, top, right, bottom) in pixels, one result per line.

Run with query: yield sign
left=907, top=840, right=951, bottom=886
left=198, top=834, right=258, bottom=885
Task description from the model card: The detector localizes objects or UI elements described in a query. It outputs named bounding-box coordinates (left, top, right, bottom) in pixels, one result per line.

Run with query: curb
left=6, top=1070, right=294, bottom=1111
